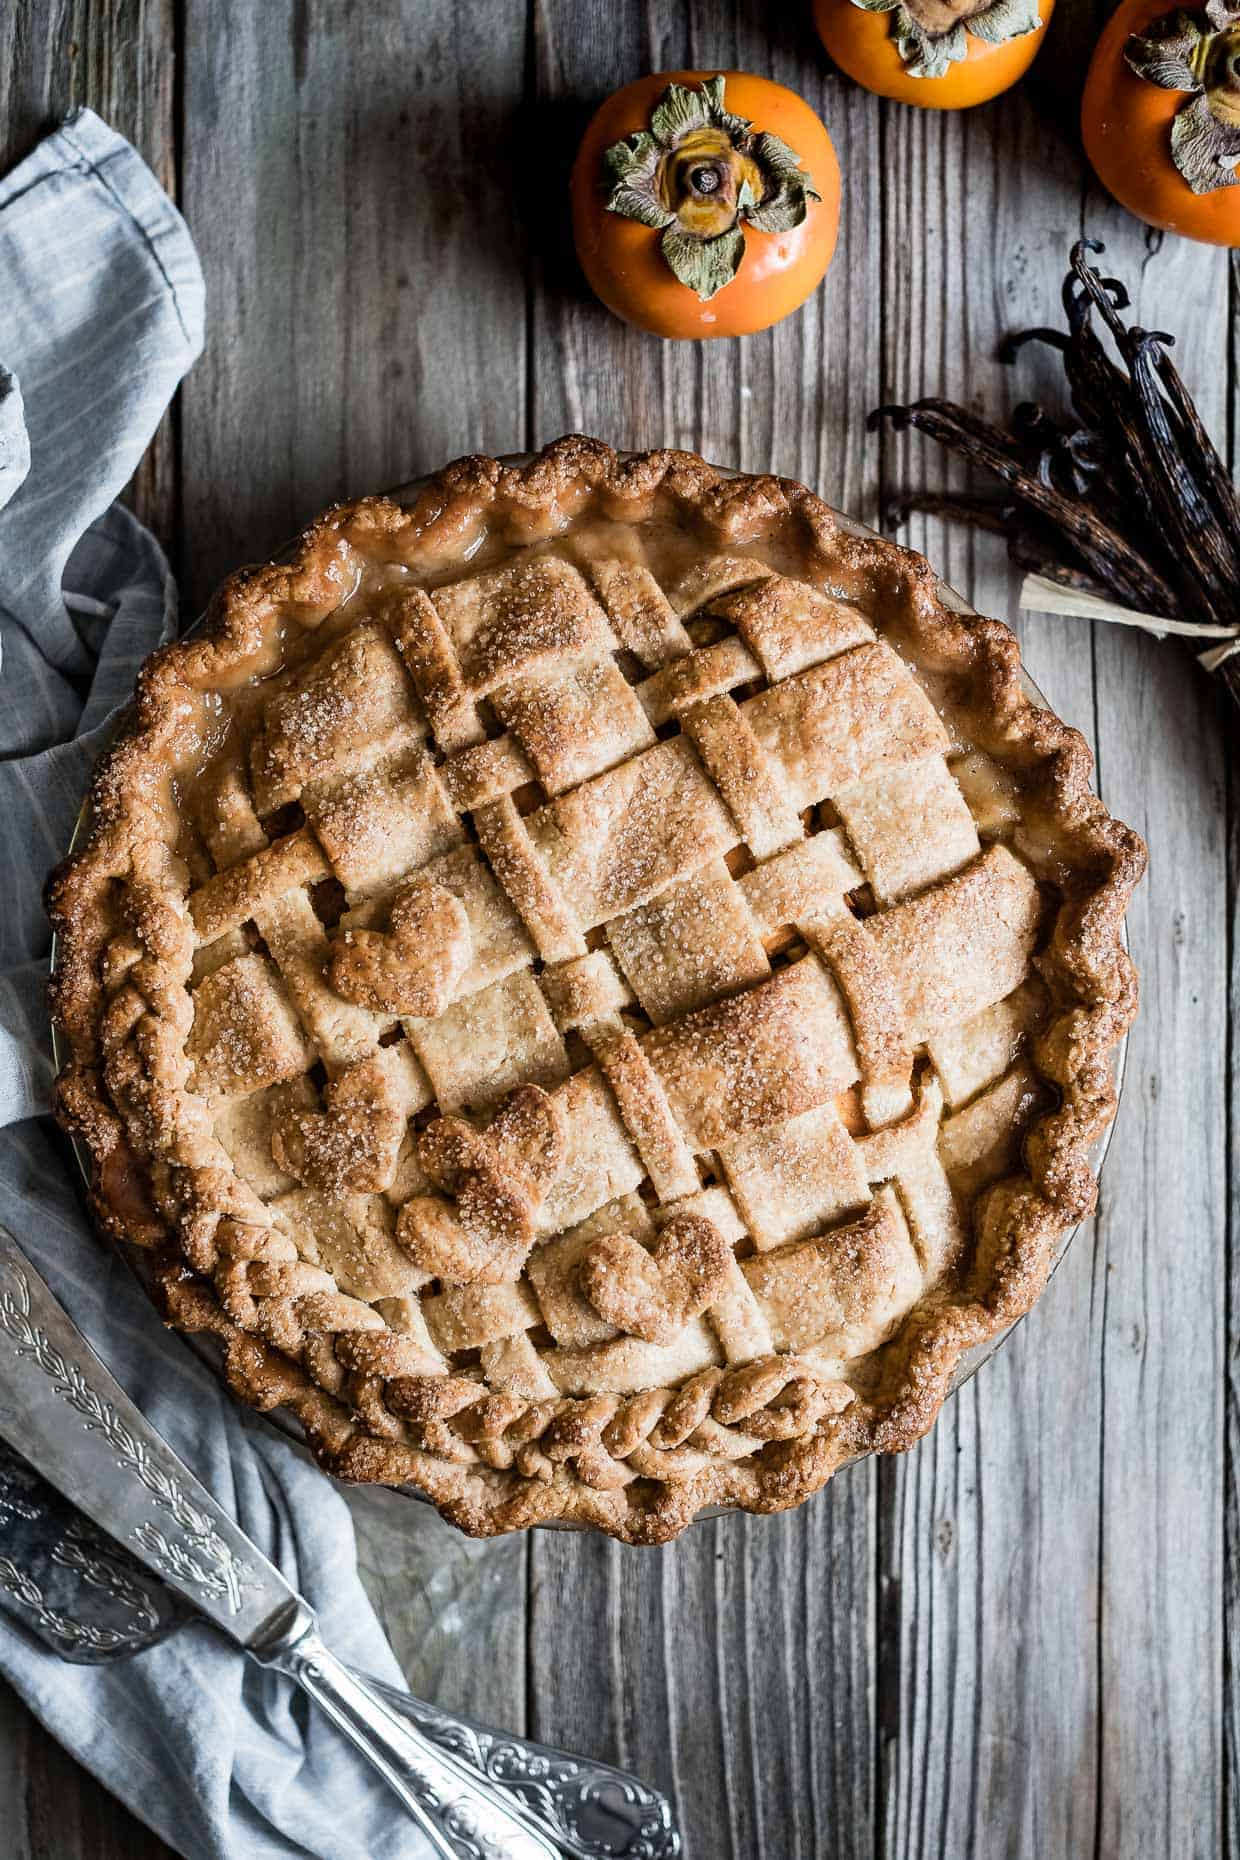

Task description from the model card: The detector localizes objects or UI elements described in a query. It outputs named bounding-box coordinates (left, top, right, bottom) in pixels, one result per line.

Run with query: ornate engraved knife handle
left=363, top=1680, right=681, bottom=1860
left=253, top=1601, right=561, bottom=1860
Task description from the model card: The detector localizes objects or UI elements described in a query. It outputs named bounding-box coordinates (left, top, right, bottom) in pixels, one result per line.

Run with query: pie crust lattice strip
left=48, top=438, right=1145, bottom=1544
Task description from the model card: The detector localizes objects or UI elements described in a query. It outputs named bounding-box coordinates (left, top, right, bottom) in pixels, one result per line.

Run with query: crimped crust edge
left=47, top=436, right=1145, bottom=1544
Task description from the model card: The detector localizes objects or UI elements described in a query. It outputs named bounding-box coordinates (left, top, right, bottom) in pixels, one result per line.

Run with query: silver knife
left=0, top=1227, right=566, bottom=1860
left=0, top=1433, right=678, bottom=1857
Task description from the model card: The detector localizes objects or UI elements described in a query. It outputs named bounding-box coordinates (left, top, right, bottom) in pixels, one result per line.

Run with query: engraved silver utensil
left=0, top=1446, right=677, bottom=1858
left=0, top=1227, right=679, bottom=1859
left=0, top=1434, right=186, bottom=1661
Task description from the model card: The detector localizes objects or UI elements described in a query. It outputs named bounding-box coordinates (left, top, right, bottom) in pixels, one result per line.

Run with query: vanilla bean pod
left=873, top=396, right=1180, bottom=612
left=1152, top=346, right=1240, bottom=542
left=871, top=239, right=1240, bottom=714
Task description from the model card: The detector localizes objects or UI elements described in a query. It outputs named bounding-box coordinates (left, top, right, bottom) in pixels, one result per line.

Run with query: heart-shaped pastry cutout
left=329, top=877, right=471, bottom=1017
left=578, top=1211, right=732, bottom=1345
left=397, top=1194, right=530, bottom=1286
left=271, top=1051, right=407, bottom=1194
left=397, top=1084, right=567, bottom=1285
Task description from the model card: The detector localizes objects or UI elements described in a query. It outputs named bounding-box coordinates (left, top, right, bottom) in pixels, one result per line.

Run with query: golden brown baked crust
left=47, top=437, right=1145, bottom=1544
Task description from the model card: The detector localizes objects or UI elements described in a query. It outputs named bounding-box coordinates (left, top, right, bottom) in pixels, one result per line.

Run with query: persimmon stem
left=602, top=75, right=819, bottom=301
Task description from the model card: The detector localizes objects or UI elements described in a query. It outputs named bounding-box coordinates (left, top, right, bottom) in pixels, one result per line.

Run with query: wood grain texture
left=1227, top=456, right=1240, bottom=1857
left=876, top=69, right=1112, bottom=1860
left=1081, top=222, right=1227, bottom=1860
left=5, top=2, right=1237, bottom=1857
left=0, top=0, right=174, bottom=187
left=1228, top=240, right=1240, bottom=1852
left=0, top=1675, right=174, bottom=1860
left=531, top=1496, right=874, bottom=1860
left=877, top=2, right=1232, bottom=1846
left=178, top=0, right=530, bottom=610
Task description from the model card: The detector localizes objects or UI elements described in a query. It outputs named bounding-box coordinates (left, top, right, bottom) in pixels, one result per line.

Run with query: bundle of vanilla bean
left=871, top=239, right=1240, bottom=716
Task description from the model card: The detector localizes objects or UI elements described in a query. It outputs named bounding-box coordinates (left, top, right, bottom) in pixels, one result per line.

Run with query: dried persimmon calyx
left=850, top=0, right=1043, bottom=79
left=603, top=74, right=820, bottom=300
left=1125, top=2, right=1240, bottom=194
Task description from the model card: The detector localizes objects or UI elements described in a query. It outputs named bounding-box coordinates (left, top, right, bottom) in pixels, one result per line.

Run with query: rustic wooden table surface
left=3, top=4, right=1236, bottom=1858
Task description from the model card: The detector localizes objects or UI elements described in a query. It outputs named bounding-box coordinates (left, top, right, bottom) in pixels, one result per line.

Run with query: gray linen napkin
left=0, top=107, right=431, bottom=1860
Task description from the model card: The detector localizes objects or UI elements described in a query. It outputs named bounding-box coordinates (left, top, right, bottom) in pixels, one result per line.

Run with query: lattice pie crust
left=48, top=439, right=1144, bottom=1542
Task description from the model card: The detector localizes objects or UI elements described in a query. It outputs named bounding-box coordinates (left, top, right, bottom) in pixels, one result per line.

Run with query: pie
left=48, top=438, right=1144, bottom=1543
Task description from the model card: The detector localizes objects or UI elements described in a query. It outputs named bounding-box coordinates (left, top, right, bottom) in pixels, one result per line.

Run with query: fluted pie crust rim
left=47, top=438, right=1145, bottom=1544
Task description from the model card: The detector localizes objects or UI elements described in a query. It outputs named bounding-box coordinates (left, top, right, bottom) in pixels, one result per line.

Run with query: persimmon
left=1082, top=0, right=1240, bottom=245
left=570, top=71, right=841, bottom=339
left=813, top=0, right=1053, bottom=108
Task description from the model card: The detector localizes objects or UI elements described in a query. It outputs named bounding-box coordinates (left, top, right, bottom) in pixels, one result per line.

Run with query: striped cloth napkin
left=0, top=107, right=430, bottom=1860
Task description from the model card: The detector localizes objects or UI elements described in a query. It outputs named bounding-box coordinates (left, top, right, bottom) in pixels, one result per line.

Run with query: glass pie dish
left=49, top=450, right=1132, bottom=1536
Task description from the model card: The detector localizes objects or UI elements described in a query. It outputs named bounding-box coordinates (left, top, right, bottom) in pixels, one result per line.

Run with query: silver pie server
left=0, top=1226, right=679, bottom=1860
left=0, top=1443, right=677, bottom=1860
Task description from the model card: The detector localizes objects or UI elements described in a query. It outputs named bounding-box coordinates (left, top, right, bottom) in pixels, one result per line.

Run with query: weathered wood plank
left=0, top=1673, right=174, bottom=1860
left=1221, top=243, right=1240, bottom=1860
left=179, top=0, right=531, bottom=612
left=1227, top=534, right=1240, bottom=1860
left=0, top=0, right=175, bottom=189
left=876, top=78, right=1109, bottom=1860
left=878, top=21, right=1230, bottom=1854
left=528, top=9, right=880, bottom=1856
left=1084, top=224, right=1227, bottom=1860
left=532, top=1496, right=875, bottom=1860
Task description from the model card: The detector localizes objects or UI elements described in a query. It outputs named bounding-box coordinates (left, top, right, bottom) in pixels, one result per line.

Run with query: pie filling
left=48, top=440, right=1144, bottom=1542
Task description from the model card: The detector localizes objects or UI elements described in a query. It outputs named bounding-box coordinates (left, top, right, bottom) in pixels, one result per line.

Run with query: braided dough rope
left=48, top=437, right=1145, bottom=1543
left=154, top=1247, right=863, bottom=1540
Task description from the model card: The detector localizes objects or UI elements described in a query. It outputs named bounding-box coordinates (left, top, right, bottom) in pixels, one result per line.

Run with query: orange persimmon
left=813, top=0, right=1053, bottom=109
left=570, top=71, right=840, bottom=339
left=1082, top=0, right=1240, bottom=245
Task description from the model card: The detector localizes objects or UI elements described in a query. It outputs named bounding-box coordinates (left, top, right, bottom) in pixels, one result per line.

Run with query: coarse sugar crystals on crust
left=47, top=437, right=1145, bottom=1544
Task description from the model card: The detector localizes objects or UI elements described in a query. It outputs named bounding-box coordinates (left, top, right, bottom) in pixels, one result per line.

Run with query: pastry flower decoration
left=1125, top=0, right=1240, bottom=193
left=849, top=0, right=1043, bottom=78
left=602, top=74, right=820, bottom=301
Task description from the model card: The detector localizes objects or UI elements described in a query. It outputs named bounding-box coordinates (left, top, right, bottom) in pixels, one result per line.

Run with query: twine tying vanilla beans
left=1019, top=575, right=1240, bottom=672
